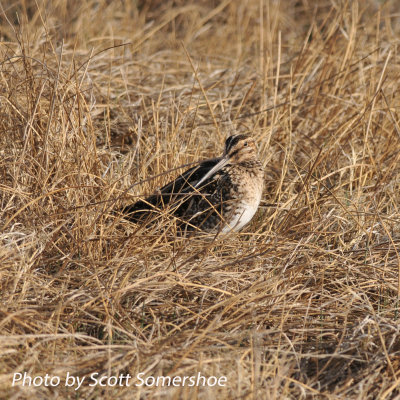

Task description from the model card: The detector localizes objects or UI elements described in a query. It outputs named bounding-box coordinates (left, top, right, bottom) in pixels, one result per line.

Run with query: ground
left=1, top=0, right=400, bottom=399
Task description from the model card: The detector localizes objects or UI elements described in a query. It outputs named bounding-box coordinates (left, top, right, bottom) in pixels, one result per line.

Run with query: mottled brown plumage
left=121, top=134, right=264, bottom=234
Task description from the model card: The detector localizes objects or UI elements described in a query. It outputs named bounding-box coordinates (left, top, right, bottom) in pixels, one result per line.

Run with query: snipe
left=121, top=134, right=264, bottom=234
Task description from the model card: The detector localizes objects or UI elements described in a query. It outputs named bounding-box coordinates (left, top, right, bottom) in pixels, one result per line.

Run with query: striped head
left=195, top=134, right=261, bottom=188
left=223, top=134, right=259, bottom=165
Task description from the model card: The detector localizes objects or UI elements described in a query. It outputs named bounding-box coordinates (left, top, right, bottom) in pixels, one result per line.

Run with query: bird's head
left=223, top=134, right=258, bottom=164
left=194, top=134, right=260, bottom=188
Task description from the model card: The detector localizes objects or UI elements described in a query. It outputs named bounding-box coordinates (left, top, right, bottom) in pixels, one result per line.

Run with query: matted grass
left=1, top=0, right=400, bottom=398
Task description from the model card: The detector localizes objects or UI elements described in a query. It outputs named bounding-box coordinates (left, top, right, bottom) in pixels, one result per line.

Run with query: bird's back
left=121, top=158, right=223, bottom=229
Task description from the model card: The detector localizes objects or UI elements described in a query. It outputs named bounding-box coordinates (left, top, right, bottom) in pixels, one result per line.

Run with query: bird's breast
left=222, top=201, right=260, bottom=233
left=221, top=165, right=264, bottom=232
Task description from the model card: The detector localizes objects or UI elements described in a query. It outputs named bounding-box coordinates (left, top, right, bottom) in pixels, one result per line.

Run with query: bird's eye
left=243, top=142, right=248, bottom=147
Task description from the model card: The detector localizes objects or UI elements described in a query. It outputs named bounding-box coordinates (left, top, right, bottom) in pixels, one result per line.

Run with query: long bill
left=194, top=155, right=230, bottom=188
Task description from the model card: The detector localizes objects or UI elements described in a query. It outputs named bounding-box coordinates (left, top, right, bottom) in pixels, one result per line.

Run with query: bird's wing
left=156, top=158, right=220, bottom=197
left=121, top=158, right=221, bottom=221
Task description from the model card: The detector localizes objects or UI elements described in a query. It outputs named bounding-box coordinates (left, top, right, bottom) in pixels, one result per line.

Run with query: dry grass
left=1, top=0, right=400, bottom=398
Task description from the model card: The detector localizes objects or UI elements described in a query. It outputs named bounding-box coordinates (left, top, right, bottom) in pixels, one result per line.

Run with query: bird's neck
left=236, top=159, right=263, bottom=170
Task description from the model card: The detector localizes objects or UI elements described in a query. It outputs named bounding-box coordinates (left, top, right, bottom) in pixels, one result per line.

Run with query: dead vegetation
left=1, top=0, right=400, bottom=398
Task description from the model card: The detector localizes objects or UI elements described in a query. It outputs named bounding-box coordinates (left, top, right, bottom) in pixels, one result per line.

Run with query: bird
left=120, top=134, right=264, bottom=234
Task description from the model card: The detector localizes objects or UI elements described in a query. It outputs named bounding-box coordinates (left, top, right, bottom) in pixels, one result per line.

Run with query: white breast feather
left=222, top=186, right=262, bottom=233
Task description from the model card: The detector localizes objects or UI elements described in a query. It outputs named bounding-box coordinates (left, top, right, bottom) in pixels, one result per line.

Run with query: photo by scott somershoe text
left=12, top=371, right=228, bottom=390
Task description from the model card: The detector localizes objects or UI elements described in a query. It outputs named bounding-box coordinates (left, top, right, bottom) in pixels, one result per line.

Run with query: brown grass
left=1, top=0, right=400, bottom=398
